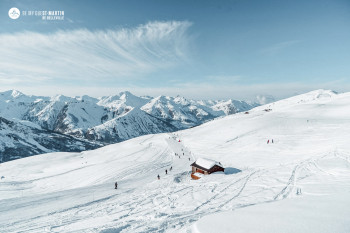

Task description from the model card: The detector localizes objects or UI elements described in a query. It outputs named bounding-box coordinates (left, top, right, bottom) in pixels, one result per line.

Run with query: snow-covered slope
left=1, top=89, right=349, bottom=232
left=0, top=90, right=256, bottom=162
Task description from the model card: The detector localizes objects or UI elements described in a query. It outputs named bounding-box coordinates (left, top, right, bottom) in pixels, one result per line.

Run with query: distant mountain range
left=0, top=90, right=258, bottom=162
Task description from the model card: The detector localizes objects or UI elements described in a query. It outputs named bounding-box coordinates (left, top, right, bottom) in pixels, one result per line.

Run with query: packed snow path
left=0, top=90, right=350, bottom=232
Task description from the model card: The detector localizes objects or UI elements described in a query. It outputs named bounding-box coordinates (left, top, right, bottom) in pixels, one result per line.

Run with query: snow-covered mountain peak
left=153, top=95, right=171, bottom=101
left=142, top=95, right=176, bottom=111
left=174, top=95, right=190, bottom=105
left=119, top=91, right=151, bottom=108
left=118, top=91, right=132, bottom=98
left=76, top=95, right=99, bottom=103
left=11, top=90, right=23, bottom=98
left=50, top=94, right=74, bottom=103
left=0, top=90, right=44, bottom=103
left=0, top=89, right=24, bottom=98
left=97, top=91, right=150, bottom=109
left=98, top=94, right=121, bottom=105
left=211, top=99, right=258, bottom=115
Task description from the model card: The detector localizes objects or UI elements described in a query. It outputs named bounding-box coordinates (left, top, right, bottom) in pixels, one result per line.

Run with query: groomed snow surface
left=0, top=89, right=350, bottom=232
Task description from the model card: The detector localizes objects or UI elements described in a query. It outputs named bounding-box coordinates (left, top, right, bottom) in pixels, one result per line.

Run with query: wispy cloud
left=204, top=75, right=242, bottom=84
left=260, top=40, right=301, bottom=55
left=0, top=21, right=192, bottom=84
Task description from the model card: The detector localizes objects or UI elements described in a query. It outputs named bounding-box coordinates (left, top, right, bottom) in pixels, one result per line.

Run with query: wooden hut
left=191, top=158, right=224, bottom=180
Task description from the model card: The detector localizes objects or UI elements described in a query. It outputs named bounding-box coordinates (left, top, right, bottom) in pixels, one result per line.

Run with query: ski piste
left=1, top=90, right=350, bottom=232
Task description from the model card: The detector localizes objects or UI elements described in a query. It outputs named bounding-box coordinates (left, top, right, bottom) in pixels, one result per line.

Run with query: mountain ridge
left=0, top=89, right=258, bottom=162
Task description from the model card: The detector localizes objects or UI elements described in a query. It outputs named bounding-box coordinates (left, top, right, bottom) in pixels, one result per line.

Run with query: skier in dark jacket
left=157, top=174, right=160, bottom=180
left=165, top=169, right=168, bottom=175
left=115, top=182, right=118, bottom=189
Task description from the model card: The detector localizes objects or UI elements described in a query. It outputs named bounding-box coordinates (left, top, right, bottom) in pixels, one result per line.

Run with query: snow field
left=0, top=89, right=350, bottom=232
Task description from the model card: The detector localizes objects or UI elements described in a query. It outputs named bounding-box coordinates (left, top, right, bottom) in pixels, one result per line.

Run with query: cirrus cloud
left=0, top=21, right=192, bottom=84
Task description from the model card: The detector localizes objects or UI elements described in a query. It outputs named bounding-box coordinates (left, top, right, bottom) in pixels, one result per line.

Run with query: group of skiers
left=159, top=139, right=193, bottom=180
left=175, top=148, right=191, bottom=158
left=267, top=139, right=274, bottom=144
left=158, top=166, right=173, bottom=180
left=115, top=165, right=174, bottom=188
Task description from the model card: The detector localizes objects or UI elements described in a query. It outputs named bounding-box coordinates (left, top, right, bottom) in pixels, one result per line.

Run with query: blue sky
left=0, top=0, right=349, bottom=100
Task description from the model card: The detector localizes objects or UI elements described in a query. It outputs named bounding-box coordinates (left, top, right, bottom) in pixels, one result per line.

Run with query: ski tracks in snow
left=2, top=134, right=346, bottom=233
left=273, top=152, right=337, bottom=201
left=273, top=164, right=299, bottom=200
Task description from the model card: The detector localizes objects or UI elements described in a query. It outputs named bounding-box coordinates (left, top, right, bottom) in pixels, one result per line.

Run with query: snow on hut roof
left=194, top=158, right=223, bottom=170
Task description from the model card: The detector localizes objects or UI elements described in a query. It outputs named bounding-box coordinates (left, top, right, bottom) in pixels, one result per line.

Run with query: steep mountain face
left=141, top=96, right=258, bottom=128
left=85, top=108, right=178, bottom=143
left=0, top=90, right=258, bottom=162
left=209, top=99, right=257, bottom=115
left=141, top=96, right=220, bottom=129
left=0, top=117, right=100, bottom=162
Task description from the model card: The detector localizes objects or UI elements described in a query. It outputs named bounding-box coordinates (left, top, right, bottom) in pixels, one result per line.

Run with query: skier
left=115, top=182, right=118, bottom=189
left=170, top=166, right=172, bottom=171
left=165, top=169, right=168, bottom=175
left=157, top=174, right=160, bottom=180
left=272, top=139, right=274, bottom=143
left=188, top=158, right=190, bottom=161
left=267, top=140, right=269, bottom=144
left=183, top=153, right=184, bottom=155
left=297, top=188, right=302, bottom=195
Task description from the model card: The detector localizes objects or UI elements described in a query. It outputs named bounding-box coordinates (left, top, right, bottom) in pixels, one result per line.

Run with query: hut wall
left=209, top=165, right=225, bottom=174
left=196, top=168, right=205, bottom=174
